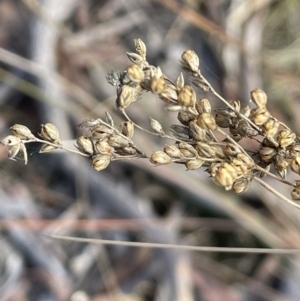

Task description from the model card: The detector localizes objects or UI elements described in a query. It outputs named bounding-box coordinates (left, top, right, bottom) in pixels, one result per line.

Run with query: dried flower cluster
left=1, top=39, right=300, bottom=206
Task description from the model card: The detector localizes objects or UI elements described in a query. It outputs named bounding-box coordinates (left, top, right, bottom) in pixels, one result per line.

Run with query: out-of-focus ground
left=1, top=0, right=300, bottom=300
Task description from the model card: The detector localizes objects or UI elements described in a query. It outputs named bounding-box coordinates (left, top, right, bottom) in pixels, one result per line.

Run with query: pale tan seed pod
left=215, top=112, right=231, bottom=128
left=236, top=153, right=254, bottom=168
left=127, top=64, right=145, bottom=83
left=197, top=113, right=217, bottom=130
left=160, top=85, right=178, bottom=103
left=178, top=142, right=198, bottom=158
left=149, top=117, right=164, bottom=135
left=10, top=124, right=35, bottom=140
left=196, top=142, right=215, bottom=158
left=8, top=143, right=21, bottom=160
left=229, top=100, right=241, bottom=112
left=274, top=155, right=289, bottom=179
left=150, top=75, right=167, bottom=95
left=181, top=50, right=199, bottom=72
left=240, top=105, right=251, bottom=117
left=232, top=176, right=252, bottom=194
left=250, top=107, right=270, bottom=126
left=177, top=110, right=198, bottom=126
left=116, top=85, right=134, bottom=110
left=19, top=143, right=28, bottom=165
left=40, top=123, right=60, bottom=143
left=250, top=89, right=267, bottom=108
left=176, top=72, right=184, bottom=90
left=39, top=144, right=56, bottom=153
left=222, top=162, right=239, bottom=179
left=236, top=119, right=258, bottom=137
left=185, top=158, right=204, bottom=170
left=76, top=136, right=94, bottom=156
left=214, top=166, right=235, bottom=190
left=77, top=118, right=101, bottom=128
left=211, top=145, right=226, bottom=159
left=92, top=154, right=112, bottom=171
left=288, top=144, right=300, bottom=158
left=170, top=125, right=190, bottom=139
left=134, top=38, right=147, bottom=60
left=108, top=135, right=129, bottom=148
left=277, top=129, right=296, bottom=148
left=290, top=156, right=300, bottom=175
left=91, top=125, right=114, bottom=140
left=195, top=98, right=211, bottom=114
left=207, top=162, right=221, bottom=177
left=150, top=151, right=172, bottom=165
left=126, top=52, right=144, bottom=65
left=177, top=85, right=196, bottom=107
left=114, top=146, right=137, bottom=156
left=163, top=145, right=182, bottom=159
left=230, top=158, right=248, bottom=176
left=223, top=143, right=241, bottom=157
left=1, top=135, right=21, bottom=146
left=189, top=120, right=206, bottom=141
left=261, top=118, right=279, bottom=138
left=291, top=187, right=300, bottom=200
left=121, top=121, right=134, bottom=138
left=95, top=140, right=112, bottom=154
left=260, top=147, right=277, bottom=162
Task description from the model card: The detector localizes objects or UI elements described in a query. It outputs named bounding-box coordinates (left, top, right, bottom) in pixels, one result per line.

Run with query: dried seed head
left=121, top=121, right=134, bottom=138
left=290, top=156, right=300, bottom=175
left=95, top=140, right=112, bottom=154
left=134, top=38, right=147, bottom=60
left=261, top=118, right=279, bottom=138
left=185, top=158, right=204, bottom=170
left=197, top=113, right=217, bottom=131
left=40, top=123, right=60, bottom=143
left=170, top=125, right=190, bottom=139
left=291, top=187, right=300, bottom=200
left=10, top=124, right=35, bottom=140
left=126, top=52, right=144, bottom=65
left=214, top=165, right=235, bottom=190
left=195, top=98, right=211, bottom=114
left=92, top=154, right=112, bottom=171
left=127, top=64, right=145, bottom=83
left=230, top=158, right=248, bottom=176
left=114, top=146, right=137, bottom=156
left=150, top=151, right=172, bottom=165
left=91, top=125, right=114, bottom=137
left=150, top=75, right=167, bottom=94
left=232, top=176, right=252, bottom=194
left=288, top=144, right=300, bottom=158
left=178, top=142, right=198, bottom=158
left=77, top=118, right=101, bottom=128
left=215, top=112, right=231, bottom=128
left=223, top=143, right=241, bottom=157
left=19, top=143, right=28, bottom=165
left=160, top=85, right=178, bottom=103
left=274, top=155, right=289, bottom=178
left=149, top=117, right=164, bottom=135
left=236, top=153, right=254, bottom=168
left=164, top=145, right=182, bottom=159
left=176, top=72, right=184, bottom=90
left=108, top=135, right=129, bottom=148
left=189, top=120, right=206, bottom=141
left=8, top=143, right=20, bottom=160
left=76, top=136, right=94, bottom=156
left=236, top=120, right=258, bottom=137
left=196, top=142, right=215, bottom=158
left=190, top=77, right=210, bottom=91
left=207, top=162, right=221, bottom=177
left=250, top=107, right=270, bottom=126
left=260, top=147, right=277, bottom=162
left=240, top=105, right=251, bottom=117
left=177, top=85, right=196, bottom=107
left=181, top=50, right=199, bottom=72
left=229, top=100, right=241, bottom=112
left=177, top=110, right=197, bottom=126
left=1, top=135, right=21, bottom=146
left=39, top=144, right=57, bottom=153
left=277, top=129, right=296, bottom=148
left=116, top=85, right=134, bottom=110
left=211, top=145, right=226, bottom=159
left=250, top=89, right=267, bottom=108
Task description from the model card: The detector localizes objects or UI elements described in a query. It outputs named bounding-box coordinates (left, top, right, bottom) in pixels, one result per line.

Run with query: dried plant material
left=116, top=85, right=134, bottom=110
left=39, top=144, right=56, bottom=153
left=189, top=120, right=206, bottom=141
left=251, top=89, right=268, bottom=108
left=92, top=154, right=112, bottom=171
left=114, top=146, right=137, bottom=156
left=196, top=142, right=215, bottom=158
left=160, top=85, right=178, bottom=103
left=121, top=121, right=134, bottom=138
left=261, top=118, right=279, bottom=138
left=214, top=164, right=236, bottom=190
left=250, top=107, right=270, bottom=126
left=197, top=113, right=217, bottom=130
left=134, top=38, right=147, bottom=60
left=77, top=118, right=101, bottom=129
left=224, top=143, right=241, bottom=157
left=126, top=52, right=144, bottom=65
left=181, top=50, right=199, bottom=73
left=10, top=124, right=35, bottom=140
left=232, top=176, right=252, bottom=194
left=260, top=147, right=277, bottom=162
left=150, top=151, right=172, bottom=165
left=105, top=112, right=114, bottom=127
left=277, top=129, right=296, bottom=148
left=127, top=64, right=145, bottom=83
left=170, top=125, right=190, bottom=140
left=148, top=117, right=164, bottom=135
left=274, top=155, right=289, bottom=179
left=1, top=135, right=21, bottom=146
left=196, top=99, right=211, bottom=114
left=150, top=75, right=167, bottom=95
left=291, top=187, right=300, bottom=200
left=185, top=158, right=204, bottom=170
left=76, top=136, right=94, bottom=156
left=176, top=72, right=184, bottom=90
left=178, top=142, right=197, bottom=158
left=164, top=145, right=182, bottom=158
left=19, top=143, right=28, bottom=165
left=108, top=135, right=129, bottom=148
left=229, top=100, right=241, bottom=112
left=178, top=85, right=196, bottom=107
left=177, top=110, right=197, bottom=126
left=290, top=157, right=300, bottom=175
left=40, top=123, right=60, bottom=143
left=8, top=143, right=20, bottom=160
left=95, top=140, right=112, bottom=155
left=215, top=112, right=232, bottom=128
left=190, top=78, right=211, bottom=91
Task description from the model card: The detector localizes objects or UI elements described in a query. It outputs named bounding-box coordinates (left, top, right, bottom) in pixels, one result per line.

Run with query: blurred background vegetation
left=1, top=0, right=300, bottom=300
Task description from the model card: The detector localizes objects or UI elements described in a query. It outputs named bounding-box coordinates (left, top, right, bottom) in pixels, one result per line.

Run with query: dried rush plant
left=1, top=39, right=300, bottom=209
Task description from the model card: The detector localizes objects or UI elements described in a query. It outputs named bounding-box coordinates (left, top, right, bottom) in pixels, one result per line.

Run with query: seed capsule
left=121, top=121, right=134, bottom=138
left=250, top=89, right=267, bottom=108
left=197, top=113, right=217, bottom=130
left=250, top=107, right=270, bottom=126
left=150, top=75, right=167, bottom=95
left=291, top=187, right=300, bottom=200
left=160, top=85, right=178, bottom=103
left=40, top=123, right=60, bottom=143
left=164, top=145, right=182, bottom=159
left=10, top=124, right=35, bottom=140
left=176, top=72, right=184, bottom=90
left=108, top=135, right=129, bottom=148
left=260, top=147, right=277, bottom=162
left=1, top=135, right=21, bottom=146
left=223, top=143, right=241, bottom=157
left=232, top=176, right=252, bottom=194
left=95, top=140, right=112, bottom=154
left=215, top=112, right=231, bottom=128
left=150, top=151, right=172, bottom=165
left=181, top=50, right=199, bottom=72
left=76, top=136, right=94, bottom=156
left=185, top=158, right=204, bottom=170
left=277, top=129, right=296, bottom=148
left=177, top=110, right=197, bottom=126
left=134, top=38, right=147, bottom=60
left=196, top=142, right=215, bottom=158
left=92, top=154, right=112, bottom=171
left=189, top=120, right=206, bottom=141
left=178, top=142, right=198, bottom=158
left=149, top=117, right=164, bottom=135
left=290, top=157, right=300, bottom=175
left=195, top=98, right=211, bottom=114
left=178, top=85, right=196, bottom=107
left=39, top=144, right=57, bottom=153
left=114, top=146, right=137, bottom=156
left=274, top=155, right=289, bottom=179
left=261, top=118, right=279, bottom=138
left=8, top=143, right=21, bottom=159
left=116, top=85, right=134, bottom=110
left=127, top=64, right=144, bottom=83
left=126, top=52, right=144, bottom=65
left=214, top=165, right=235, bottom=190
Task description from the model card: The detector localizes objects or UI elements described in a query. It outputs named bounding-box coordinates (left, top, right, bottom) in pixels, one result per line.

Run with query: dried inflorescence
left=1, top=38, right=300, bottom=204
